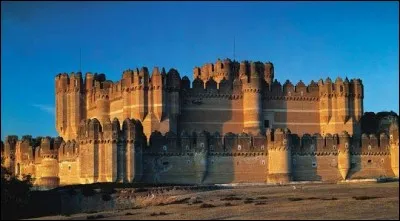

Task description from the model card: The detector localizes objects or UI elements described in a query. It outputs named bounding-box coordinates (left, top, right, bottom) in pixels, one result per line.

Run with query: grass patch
left=200, top=203, right=216, bottom=208
left=288, top=197, right=304, bottom=201
left=352, top=196, right=380, bottom=200
left=87, top=214, right=105, bottom=219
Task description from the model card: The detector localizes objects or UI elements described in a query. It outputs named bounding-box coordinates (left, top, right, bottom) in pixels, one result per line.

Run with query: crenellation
left=7, top=57, right=394, bottom=187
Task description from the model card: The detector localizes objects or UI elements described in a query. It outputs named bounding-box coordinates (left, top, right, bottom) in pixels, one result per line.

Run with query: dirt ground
left=29, top=182, right=399, bottom=220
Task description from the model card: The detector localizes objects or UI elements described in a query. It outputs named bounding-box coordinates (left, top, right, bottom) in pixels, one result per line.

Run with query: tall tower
left=241, top=61, right=263, bottom=134
left=55, top=73, right=69, bottom=139
left=166, top=68, right=181, bottom=134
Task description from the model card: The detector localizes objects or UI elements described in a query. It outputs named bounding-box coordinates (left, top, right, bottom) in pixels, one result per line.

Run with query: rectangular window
left=264, top=120, right=270, bottom=128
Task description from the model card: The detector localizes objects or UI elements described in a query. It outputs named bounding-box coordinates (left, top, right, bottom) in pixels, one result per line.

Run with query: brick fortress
left=1, top=58, right=399, bottom=188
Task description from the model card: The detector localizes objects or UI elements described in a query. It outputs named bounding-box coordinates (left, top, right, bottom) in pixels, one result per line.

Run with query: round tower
left=337, top=131, right=351, bottom=180
left=37, top=137, right=60, bottom=188
left=166, top=69, right=181, bottom=134
left=389, top=122, right=399, bottom=178
left=242, top=62, right=263, bottom=134
left=267, top=128, right=292, bottom=184
left=95, top=91, right=110, bottom=125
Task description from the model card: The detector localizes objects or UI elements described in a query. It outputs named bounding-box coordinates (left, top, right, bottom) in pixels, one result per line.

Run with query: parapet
left=78, top=117, right=145, bottom=144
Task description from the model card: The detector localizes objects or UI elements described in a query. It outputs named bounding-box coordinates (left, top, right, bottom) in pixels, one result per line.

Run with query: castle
left=1, top=58, right=399, bottom=188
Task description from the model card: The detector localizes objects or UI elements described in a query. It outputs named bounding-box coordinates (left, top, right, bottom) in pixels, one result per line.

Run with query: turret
left=351, top=79, right=364, bottom=122
left=3, top=135, right=18, bottom=175
left=242, top=61, right=263, bottom=134
left=37, top=137, right=60, bottom=188
left=120, top=70, right=132, bottom=119
left=239, top=61, right=248, bottom=77
left=68, top=72, right=85, bottom=140
left=79, top=118, right=102, bottom=184
left=166, top=68, right=181, bottom=134
left=55, top=74, right=69, bottom=139
left=319, top=79, right=332, bottom=124
left=95, top=90, right=110, bottom=125
left=151, top=67, right=165, bottom=121
left=222, top=58, right=232, bottom=81
left=264, top=62, right=274, bottom=86
left=338, top=131, right=351, bottom=180
left=389, top=122, right=399, bottom=177
left=267, top=128, right=292, bottom=184
left=335, top=77, right=350, bottom=123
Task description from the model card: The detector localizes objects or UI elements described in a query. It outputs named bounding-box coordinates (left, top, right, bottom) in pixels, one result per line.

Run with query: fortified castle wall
left=2, top=121, right=398, bottom=188
left=55, top=59, right=363, bottom=141
left=2, top=58, right=396, bottom=189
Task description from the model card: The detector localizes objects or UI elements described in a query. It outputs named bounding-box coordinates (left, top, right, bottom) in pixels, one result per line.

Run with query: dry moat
left=27, top=181, right=399, bottom=220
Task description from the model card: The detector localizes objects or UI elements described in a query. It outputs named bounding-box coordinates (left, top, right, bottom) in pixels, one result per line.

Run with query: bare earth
left=30, top=182, right=399, bottom=220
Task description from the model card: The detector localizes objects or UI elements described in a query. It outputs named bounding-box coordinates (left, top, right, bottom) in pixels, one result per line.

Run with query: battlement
left=55, top=59, right=364, bottom=101
left=77, top=118, right=146, bottom=143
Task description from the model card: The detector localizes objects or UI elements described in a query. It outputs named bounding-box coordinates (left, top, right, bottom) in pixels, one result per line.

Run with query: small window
left=68, top=165, right=71, bottom=171
left=200, top=143, right=204, bottom=148
left=238, top=145, right=242, bottom=151
left=264, top=120, right=270, bottom=128
left=368, top=145, right=372, bottom=150
left=163, top=162, right=169, bottom=166
left=332, top=145, right=337, bottom=150
left=310, top=144, right=315, bottom=151
left=210, top=145, right=214, bottom=151
left=187, top=160, right=190, bottom=164
left=185, top=145, right=189, bottom=150
left=261, top=160, right=265, bottom=165
left=163, top=145, right=167, bottom=151
left=261, top=145, right=265, bottom=150
left=300, top=91, right=304, bottom=96
left=367, top=159, right=372, bottom=163
left=288, top=91, right=291, bottom=96
left=340, top=85, right=343, bottom=92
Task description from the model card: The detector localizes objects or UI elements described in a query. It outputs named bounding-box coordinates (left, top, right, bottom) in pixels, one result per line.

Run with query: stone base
left=267, top=173, right=291, bottom=184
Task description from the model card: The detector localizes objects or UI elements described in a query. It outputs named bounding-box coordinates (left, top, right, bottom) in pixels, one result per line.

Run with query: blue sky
left=1, top=1, right=398, bottom=140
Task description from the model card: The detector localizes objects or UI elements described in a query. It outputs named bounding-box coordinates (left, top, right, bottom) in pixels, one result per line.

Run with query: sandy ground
left=29, top=182, right=399, bottom=220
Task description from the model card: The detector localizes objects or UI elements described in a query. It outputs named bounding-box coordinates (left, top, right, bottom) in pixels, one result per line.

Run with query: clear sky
left=1, top=1, right=399, bottom=140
